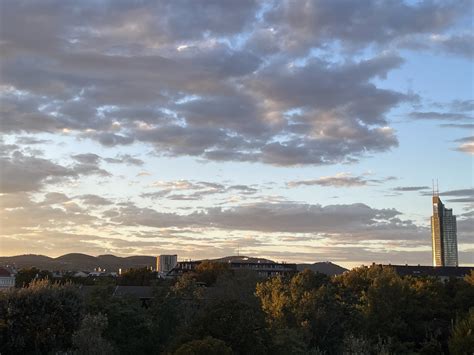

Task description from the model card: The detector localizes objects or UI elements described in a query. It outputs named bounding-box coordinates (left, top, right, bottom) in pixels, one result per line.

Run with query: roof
left=0, top=267, right=12, bottom=277
left=113, top=286, right=153, bottom=299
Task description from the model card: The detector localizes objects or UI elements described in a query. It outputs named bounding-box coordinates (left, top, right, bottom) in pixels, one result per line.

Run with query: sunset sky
left=0, top=0, right=472, bottom=268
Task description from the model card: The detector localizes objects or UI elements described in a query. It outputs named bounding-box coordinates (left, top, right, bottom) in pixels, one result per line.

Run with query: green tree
left=100, top=296, right=158, bottom=354
left=465, top=270, right=474, bottom=286
left=195, top=261, right=232, bottom=286
left=174, top=336, right=232, bottom=355
left=189, top=299, right=270, bottom=355
left=118, top=267, right=155, bottom=286
left=72, top=313, right=114, bottom=355
left=0, top=279, right=84, bottom=354
left=15, top=267, right=52, bottom=288
left=256, top=276, right=293, bottom=328
left=449, top=308, right=474, bottom=355
left=256, top=271, right=347, bottom=353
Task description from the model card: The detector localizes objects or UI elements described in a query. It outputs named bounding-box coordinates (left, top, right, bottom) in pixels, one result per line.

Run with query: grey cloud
left=228, top=185, right=258, bottom=194
left=110, top=200, right=403, bottom=236
left=78, top=194, right=113, bottom=206
left=440, top=188, right=474, bottom=197
left=0, top=0, right=470, bottom=167
left=104, top=154, right=144, bottom=166
left=141, top=180, right=257, bottom=201
left=287, top=173, right=391, bottom=188
left=15, top=136, right=52, bottom=145
left=83, top=132, right=135, bottom=147
left=250, top=55, right=406, bottom=124
left=454, top=136, right=474, bottom=143
left=0, top=151, right=77, bottom=193
left=71, top=153, right=110, bottom=176
left=0, top=193, right=97, bottom=235
left=410, top=111, right=472, bottom=121
left=440, top=123, right=474, bottom=129
left=41, top=192, right=71, bottom=205
left=422, top=188, right=474, bottom=204
left=71, top=153, right=101, bottom=165
left=449, top=99, right=474, bottom=112
left=263, top=0, right=466, bottom=52
left=434, top=33, right=474, bottom=59
left=393, top=186, right=430, bottom=192
left=0, top=148, right=114, bottom=193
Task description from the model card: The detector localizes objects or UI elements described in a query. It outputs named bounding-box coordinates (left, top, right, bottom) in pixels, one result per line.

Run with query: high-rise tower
left=431, top=191, right=458, bottom=267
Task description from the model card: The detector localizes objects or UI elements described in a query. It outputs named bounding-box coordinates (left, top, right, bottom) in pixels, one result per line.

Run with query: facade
left=431, top=196, right=458, bottom=267
left=157, top=254, right=178, bottom=275
left=0, top=267, right=16, bottom=290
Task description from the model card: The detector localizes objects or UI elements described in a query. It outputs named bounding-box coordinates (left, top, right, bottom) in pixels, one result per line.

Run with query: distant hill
left=0, top=254, right=347, bottom=275
left=297, top=262, right=348, bottom=276
left=213, top=255, right=276, bottom=264
left=0, top=254, right=156, bottom=272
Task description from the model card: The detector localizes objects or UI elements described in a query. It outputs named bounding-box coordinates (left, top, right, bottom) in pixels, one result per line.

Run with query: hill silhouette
left=0, top=253, right=155, bottom=272
left=0, top=254, right=348, bottom=275
left=297, top=261, right=348, bottom=276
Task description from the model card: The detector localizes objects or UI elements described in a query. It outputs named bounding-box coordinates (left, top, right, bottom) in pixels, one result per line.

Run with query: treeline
left=12, top=267, right=157, bottom=287
left=0, top=263, right=473, bottom=354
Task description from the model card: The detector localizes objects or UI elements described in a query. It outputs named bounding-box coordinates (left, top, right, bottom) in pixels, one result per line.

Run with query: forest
left=1, top=263, right=473, bottom=354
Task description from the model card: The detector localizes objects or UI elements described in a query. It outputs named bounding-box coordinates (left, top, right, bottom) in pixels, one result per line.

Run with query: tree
left=72, top=313, right=114, bottom=355
left=0, top=279, right=84, bottom=354
left=256, top=271, right=347, bottom=353
left=195, top=261, right=232, bottom=286
left=256, top=276, right=293, bottom=328
left=465, top=270, right=474, bottom=286
left=174, top=336, right=232, bottom=355
left=449, top=308, right=474, bottom=355
left=118, top=267, right=155, bottom=286
left=14, top=267, right=52, bottom=288
left=189, top=299, right=270, bottom=355
left=99, top=296, right=159, bottom=354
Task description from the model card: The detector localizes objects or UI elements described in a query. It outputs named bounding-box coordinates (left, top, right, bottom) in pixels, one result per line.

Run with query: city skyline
left=0, top=1, right=473, bottom=268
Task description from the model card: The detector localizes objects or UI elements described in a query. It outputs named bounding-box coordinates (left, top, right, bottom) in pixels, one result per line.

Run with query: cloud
left=104, top=154, right=144, bottom=166
left=454, top=136, right=474, bottom=155
left=422, top=188, right=474, bottom=204
left=0, top=151, right=77, bottom=193
left=440, top=123, right=474, bottom=129
left=141, top=180, right=257, bottom=200
left=109, top=200, right=405, bottom=236
left=393, top=186, right=430, bottom=192
left=456, top=143, right=474, bottom=155
left=287, top=173, right=391, bottom=188
left=70, top=154, right=110, bottom=177
left=409, top=111, right=472, bottom=121
left=2, top=0, right=451, bottom=166
left=262, top=0, right=467, bottom=53
left=430, top=33, right=474, bottom=59
left=77, top=194, right=113, bottom=206
left=71, top=153, right=101, bottom=165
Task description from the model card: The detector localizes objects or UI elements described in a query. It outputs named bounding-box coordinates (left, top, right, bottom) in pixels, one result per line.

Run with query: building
left=388, top=264, right=472, bottom=281
left=157, top=254, right=178, bottom=276
left=168, top=256, right=298, bottom=278
left=431, top=194, right=458, bottom=267
left=0, top=267, right=16, bottom=290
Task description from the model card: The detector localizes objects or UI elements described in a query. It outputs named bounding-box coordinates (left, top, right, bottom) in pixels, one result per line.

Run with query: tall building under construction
left=431, top=193, right=458, bottom=267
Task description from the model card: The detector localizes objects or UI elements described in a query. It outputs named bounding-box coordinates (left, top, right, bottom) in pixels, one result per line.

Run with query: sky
left=0, top=0, right=472, bottom=268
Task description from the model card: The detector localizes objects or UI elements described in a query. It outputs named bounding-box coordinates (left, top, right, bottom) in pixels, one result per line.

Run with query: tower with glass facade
left=431, top=195, right=458, bottom=267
